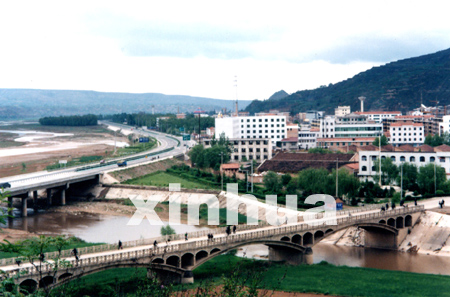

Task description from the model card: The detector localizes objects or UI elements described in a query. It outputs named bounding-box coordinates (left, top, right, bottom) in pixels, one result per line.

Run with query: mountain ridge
left=0, top=88, right=252, bottom=120
left=245, top=47, right=450, bottom=115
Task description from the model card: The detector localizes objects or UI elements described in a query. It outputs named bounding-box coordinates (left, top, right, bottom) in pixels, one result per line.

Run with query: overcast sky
left=1, top=0, right=450, bottom=101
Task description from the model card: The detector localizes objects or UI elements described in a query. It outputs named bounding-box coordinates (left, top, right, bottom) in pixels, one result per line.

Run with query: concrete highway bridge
left=0, top=204, right=424, bottom=291
left=0, top=124, right=184, bottom=217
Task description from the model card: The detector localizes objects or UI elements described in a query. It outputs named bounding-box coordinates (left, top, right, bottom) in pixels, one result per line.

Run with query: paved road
left=0, top=122, right=187, bottom=191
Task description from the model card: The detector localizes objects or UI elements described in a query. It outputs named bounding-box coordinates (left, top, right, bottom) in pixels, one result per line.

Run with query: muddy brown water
left=3, top=211, right=450, bottom=276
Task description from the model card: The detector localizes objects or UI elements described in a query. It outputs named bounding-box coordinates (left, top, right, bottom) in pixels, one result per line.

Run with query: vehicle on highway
left=117, top=160, right=127, bottom=167
left=0, top=182, right=11, bottom=189
left=100, top=159, right=105, bottom=164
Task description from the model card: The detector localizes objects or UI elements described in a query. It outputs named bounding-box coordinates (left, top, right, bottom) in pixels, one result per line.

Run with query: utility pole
left=379, top=136, right=382, bottom=186
left=220, top=152, right=224, bottom=192
left=434, top=160, right=437, bottom=195
left=251, top=160, right=254, bottom=193
left=400, top=163, right=403, bottom=199
left=336, top=158, right=339, bottom=198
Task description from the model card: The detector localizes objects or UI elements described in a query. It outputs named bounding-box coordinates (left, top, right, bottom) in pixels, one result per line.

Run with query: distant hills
left=0, top=89, right=252, bottom=120
left=245, top=48, right=450, bottom=115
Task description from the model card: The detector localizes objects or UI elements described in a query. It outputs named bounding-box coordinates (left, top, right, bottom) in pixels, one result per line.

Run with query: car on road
left=117, top=160, right=127, bottom=167
left=0, top=182, right=11, bottom=189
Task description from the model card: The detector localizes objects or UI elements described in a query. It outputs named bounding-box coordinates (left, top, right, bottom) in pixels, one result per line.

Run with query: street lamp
left=220, top=152, right=224, bottom=192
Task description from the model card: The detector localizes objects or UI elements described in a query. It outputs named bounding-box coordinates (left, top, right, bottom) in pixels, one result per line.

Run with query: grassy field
left=0, top=237, right=104, bottom=259
left=125, top=171, right=218, bottom=190
left=46, top=255, right=450, bottom=297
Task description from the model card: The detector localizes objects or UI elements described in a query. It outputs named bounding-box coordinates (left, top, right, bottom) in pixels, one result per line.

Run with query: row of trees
left=108, top=112, right=215, bottom=135
left=189, top=134, right=233, bottom=170
left=39, top=114, right=98, bottom=126
left=262, top=168, right=361, bottom=207
left=374, top=158, right=448, bottom=195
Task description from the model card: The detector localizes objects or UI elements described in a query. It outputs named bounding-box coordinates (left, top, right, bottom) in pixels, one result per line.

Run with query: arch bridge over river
left=0, top=205, right=423, bottom=290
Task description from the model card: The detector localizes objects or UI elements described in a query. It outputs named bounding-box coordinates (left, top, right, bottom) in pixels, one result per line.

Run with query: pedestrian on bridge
left=233, top=225, right=237, bottom=234
left=226, top=226, right=231, bottom=236
left=154, top=240, right=158, bottom=248
left=118, top=240, right=123, bottom=250
left=71, top=248, right=79, bottom=262
left=185, top=232, right=188, bottom=241
left=386, top=203, right=389, bottom=210
left=15, top=259, right=21, bottom=266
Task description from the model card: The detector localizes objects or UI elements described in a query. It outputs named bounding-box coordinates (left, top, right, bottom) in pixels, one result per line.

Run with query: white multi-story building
left=354, top=111, right=402, bottom=123
left=335, top=106, right=351, bottom=117
left=298, top=126, right=319, bottom=149
left=388, top=122, right=424, bottom=147
left=215, top=115, right=287, bottom=145
left=439, top=115, right=450, bottom=135
left=334, top=113, right=383, bottom=138
left=203, top=138, right=273, bottom=162
left=358, top=144, right=450, bottom=179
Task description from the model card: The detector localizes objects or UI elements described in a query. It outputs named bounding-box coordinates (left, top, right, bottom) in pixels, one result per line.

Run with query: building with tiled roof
left=257, top=152, right=357, bottom=173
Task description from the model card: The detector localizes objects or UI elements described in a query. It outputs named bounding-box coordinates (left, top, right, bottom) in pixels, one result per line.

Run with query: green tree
left=330, top=169, right=361, bottom=198
left=396, top=163, right=418, bottom=191
left=263, top=171, right=281, bottom=194
left=281, top=173, right=292, bottom=186
left=189, top=144, right=205, bottom=168
left=298, top=168, right=330, bottom=194
left=160, top=225, right=176, bottom=236
left=417, top=163, right=446, bottom=194
left=424, top=134, right=444, bottom=147
left=374, top=157, right=399, bottom=185
left=372, top=135, right=389, bottom=146
left=204, top=145, right=230, bottom=170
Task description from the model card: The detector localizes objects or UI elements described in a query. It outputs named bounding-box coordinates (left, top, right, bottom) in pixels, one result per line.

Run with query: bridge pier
left=60, top=189, right=66, bottom=206
left=46, top=189, right=52, bottom=206
left=33, top=191, right=38, bottom=211
left=22, top=198, right=28, bottom=217
left=148, top=268, right=194, bottom=285
left=7, top=196, right=13, bottom=217
left=268, top=246, right=310, bottom=265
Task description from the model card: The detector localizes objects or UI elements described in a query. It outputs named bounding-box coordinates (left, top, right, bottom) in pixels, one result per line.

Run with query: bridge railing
left=0, top=205, right=424, bottom=272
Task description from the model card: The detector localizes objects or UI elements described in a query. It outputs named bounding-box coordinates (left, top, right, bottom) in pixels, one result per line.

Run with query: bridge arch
left=39, top=276, right=54, bottom=288
left=19, top=279, right=38, bottom=293
left=166, top=255, right=180, bottom=267
left=58, top=273, right=73, bottom=281
left=379, top=219, right=386, bottom=224
left=210, top=248, right=221, bottom=255
left=405, top=215, right=412, bottom=227
left=181, top=253, right=194, bottom=269
left=280, top=236, right=290, bottom=242
left=303, top=232, right=313, bottom=246
left=387, top=218, right=395, bottom=227
left=292, top=234, right=302, bottom=244
left=152, top=258, right=164, bottom=264
left=195, top=250, right=208, bottom=262
left=314, top=230, right=324, bottom=241
left=396, top=217, right=404, bottom=229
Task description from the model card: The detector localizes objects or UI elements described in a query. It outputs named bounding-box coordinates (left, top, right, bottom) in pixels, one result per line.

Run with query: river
left=3, top=211, right=450, bottom=276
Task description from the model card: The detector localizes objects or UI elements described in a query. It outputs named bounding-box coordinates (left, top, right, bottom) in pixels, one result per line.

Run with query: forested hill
left=0, top=89, right=252, bottom=120
left=245, top=48, right=450, bottom=115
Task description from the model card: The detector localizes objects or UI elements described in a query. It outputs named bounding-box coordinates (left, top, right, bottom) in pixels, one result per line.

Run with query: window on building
left=234, top=155, right=239, bottom=160
left=362, top=166, right=367, bottom=171
left=430, top=157, right=435, bottom=162
left=391, top=156, right=396, bottom=162
left=362, top=155, right=367, bottom=161
left=420, top=156, right=425, bottom=162
left=371, top=156, right=377, bottom=161
left=400, top=156, right=406, bottom=162
left=410, top=156, right=415, bottom=162
left=440, top=157, right=445, bottom=163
